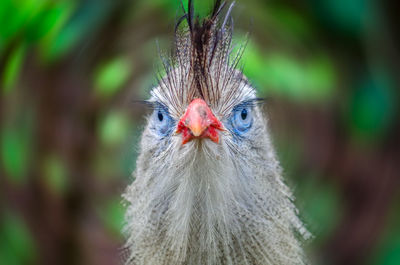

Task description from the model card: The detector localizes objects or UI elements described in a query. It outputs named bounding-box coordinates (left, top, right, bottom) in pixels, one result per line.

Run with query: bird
left=123, top=1, right=310, bottom=264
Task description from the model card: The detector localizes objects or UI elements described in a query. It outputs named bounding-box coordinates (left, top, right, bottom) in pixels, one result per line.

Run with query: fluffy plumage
left=123, top=1, right=310, bottom=264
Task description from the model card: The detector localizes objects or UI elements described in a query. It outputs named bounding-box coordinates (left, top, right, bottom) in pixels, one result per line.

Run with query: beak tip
left=191, top=130, right=202, bottom=137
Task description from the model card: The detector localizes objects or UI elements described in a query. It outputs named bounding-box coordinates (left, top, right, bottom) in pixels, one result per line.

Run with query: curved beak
left=176, top=98, right=224, bottom=144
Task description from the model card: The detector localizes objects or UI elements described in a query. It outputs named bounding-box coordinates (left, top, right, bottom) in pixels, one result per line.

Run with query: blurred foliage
left=42, top=154, right=69, bottom=195
left=308, top=0, right=374, bottom=35
left=2, top=44, right=26, bottom=92
left=0, top=0, right=75, bottom=57
left=1, top=115, right=33, bottom=184
left=99, top=111, right=131, bottom=146
left=98, top=198, right=125, bottom=237
left=298, top=175, right=342, bottom=243
left=239, top=39, right=336, bottom=102
left=372, top=198, right=400, bottom=265
left=94, top=58, right=132, bottom=99
left=0, top=0, right=398, bottom=264
left=348, top=69, right=397, bottom=143
left=0, top=210, right=36, bottom=265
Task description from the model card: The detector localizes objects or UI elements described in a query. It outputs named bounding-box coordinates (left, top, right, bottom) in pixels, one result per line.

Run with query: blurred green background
left=0, top=0, right=399, bottom=264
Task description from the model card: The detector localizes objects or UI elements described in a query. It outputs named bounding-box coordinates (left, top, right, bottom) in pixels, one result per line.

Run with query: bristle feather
left=153, top=0, right=254, bottom=119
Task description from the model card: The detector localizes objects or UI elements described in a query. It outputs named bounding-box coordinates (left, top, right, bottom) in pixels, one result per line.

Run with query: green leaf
left=0, top=210, right=36, bottom=265
left=376, top=239, right=400, bottom=265
left=304, top=55, right=336, bottom=101
left=370, top=197, right=400, bottom=265
left=2, top=44, right=26, bottom=93
left=348, top=70, right=397, bottom=142
left=0, top=0, right=39, bottom=41
left=28, top=1, right=75, bottom=43
left=1, top=125, right=31, bottom=184
left=308, top=0, right=374, bottom=35
left=262, top=52, right=306, bottom=98
left=98, top=198, right=124, bottom=237
left=298, top=176, right=342, bottom=243
left=94, top=57, right=132, bottom=98
left=238, top=39, right=336, bottom=102
left=43, top=154, right=68, bottom=194
left=270, top=5, right=313, bottom=41
left=99, top=111, right=130, bottom=146
left=41, top=1, right=112, bottom=61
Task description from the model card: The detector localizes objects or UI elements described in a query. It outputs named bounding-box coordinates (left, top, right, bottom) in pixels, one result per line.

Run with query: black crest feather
left=155, top=1, right=251, bottom=116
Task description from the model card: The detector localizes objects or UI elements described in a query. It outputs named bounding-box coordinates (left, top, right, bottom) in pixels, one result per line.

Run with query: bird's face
left=143, top=81, right=265, bottom=163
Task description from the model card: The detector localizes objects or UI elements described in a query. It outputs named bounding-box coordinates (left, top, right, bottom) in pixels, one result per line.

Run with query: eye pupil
left=240, top=108, right=247, bottom=120
left=158, top=111, right=164, bottom=121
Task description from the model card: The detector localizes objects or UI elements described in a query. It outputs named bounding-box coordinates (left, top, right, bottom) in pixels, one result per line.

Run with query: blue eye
left=231, top=106, right=253, bottom=134
left=241, top=108, right=248, bottom=120
left=157, top=111, right=164, bottom=122
left=153, top=108, right=172, bottom=136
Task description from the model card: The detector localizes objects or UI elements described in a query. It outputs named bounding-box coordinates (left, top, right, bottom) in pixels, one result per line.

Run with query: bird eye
left=157, top=111, right=164, bottom=122
left=231, top=106, right=253, bottom=134
left=153, top=108, right=172, bottom=136
left=240, top=108, right=248, bottom=120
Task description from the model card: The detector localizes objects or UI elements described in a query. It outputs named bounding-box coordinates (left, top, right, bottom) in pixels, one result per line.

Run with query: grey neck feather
left=123, top=107, right=310, bottom=265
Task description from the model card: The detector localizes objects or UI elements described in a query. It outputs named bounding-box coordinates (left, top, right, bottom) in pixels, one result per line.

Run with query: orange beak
left=176, top=98, right=224, bottom=144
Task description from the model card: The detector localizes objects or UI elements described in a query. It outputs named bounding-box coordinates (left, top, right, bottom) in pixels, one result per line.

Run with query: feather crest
left=152, top=1, right=251, bottom=118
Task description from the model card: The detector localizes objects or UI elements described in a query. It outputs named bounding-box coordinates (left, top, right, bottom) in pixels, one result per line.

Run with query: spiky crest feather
left=152, top=0, right=251, bottom=119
